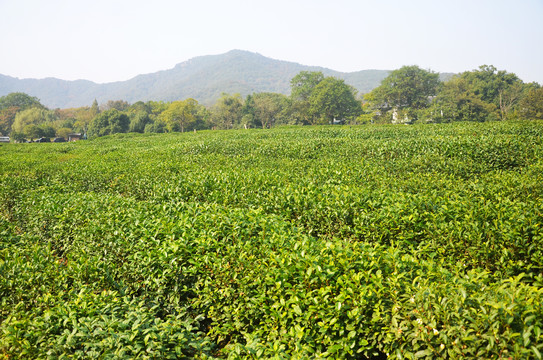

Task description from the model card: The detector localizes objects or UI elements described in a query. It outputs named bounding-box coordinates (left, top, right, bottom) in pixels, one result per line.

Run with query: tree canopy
left=365, top=66, right=440, bottom=122
left=0, top=92, right=44, bottom=111
left=0, top=93, right=45, bottom=135
left=251, top=92, right=290, bottom=129
left=519, top=86, right=543, bottom=120
left=1, top=64, right=541, bottom=140
left=429, top=77, right=496, bottom=122
left=309, top=77, right=361, bottom=124
left=211, top=93, right=244, bottom=129
left=365, top=64, right=541, bottom=123
left=88, top=109, right=129, bottom=137
left=160, top=99, right=202, bottom=132
left=290, top=71, right=325, bottom=102
left=11, top=108, right=57, bottom=133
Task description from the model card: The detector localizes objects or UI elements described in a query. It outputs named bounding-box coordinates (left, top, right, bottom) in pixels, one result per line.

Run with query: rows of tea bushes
left=1, top=121, right=542, bottom=358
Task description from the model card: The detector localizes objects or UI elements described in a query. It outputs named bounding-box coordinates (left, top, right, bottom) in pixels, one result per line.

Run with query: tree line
left=1, top=66, right=541, bottom=140
left=367, top=64, right=542, bottom=124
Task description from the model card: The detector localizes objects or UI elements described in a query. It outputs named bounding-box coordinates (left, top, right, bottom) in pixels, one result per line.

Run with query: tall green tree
left=460, top=65, right=519, bottom=104
left=241, top=94, right=257, bottom=128
left=309, top=77, right=361, bottom=124
left=88, top=109, right=129, bottom=138
left=40, top=124, right=56, bottom=138
left=498, top=82, right=525, bottom=120
left=290, top=71, right=325, bottom=125
left=160, top=99, right=200, bottom=132
left=0, top=92, right=45, bottom=134
left=366, top=65, right=440, bottom=122
left=72, top=110, right=91, bottom=135
left=460, top=65, right=523, bottom=120
left=70, top=101, right=100, bottom=135
left=11, top=108, right=57, bottom=133
left=0, top=107, right=18, bottom=135
left=20, top=123, right=55, bottom=140
left=290, top=71, right=325, bottom=102
left=146, top=101, right=169, bottom=119
left=211, top=93, right=244, bottom=129
left=427, top=76, right=496, bottom=123
left=252, top=93, right=289, bottom=129
left=23, top=124, right=44, bottom=141
left=90, top=99, right=100, bottom=116
left=0, top=92, right=44, bottom=111
left=518, top=86, right=543, bottom=119
left=129, top=111, right=152, bottom=133
left=144, top=119, right=167, bottom=133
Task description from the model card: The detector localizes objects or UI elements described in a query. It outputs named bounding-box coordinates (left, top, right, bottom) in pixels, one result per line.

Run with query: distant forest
left=1, top=65, right=542, bottom=141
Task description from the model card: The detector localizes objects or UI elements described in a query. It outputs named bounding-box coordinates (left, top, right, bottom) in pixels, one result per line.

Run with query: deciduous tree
left=460, top=65, right=523, bottom=120
left=160, top=99, right=199, bottom=132
left=11, top=108, right=57, bottom=133
left=427, top=76, right=496, bottom=123
left=23, top=124, right=44, bottom=140
left=290, top=71, right=324, bottom=125
left=88, top=109, right=129, bottom=137
left=0, top=92, right=45, bottom=134
left=252, top=92, right=289, bottom=128
left=309, top=77, right=361, bottom=124
left=366, top=65, right=439, bottom=122
left=72, top=102, right=100, bottom=135
left=0, top=107, right=18, bottom=135
left=211, top=93, right=244, bottom=129
left=40, top=124, right=56, bottom=138
left=129, top=111, right=151, bottom=133
left=519, top=86, right=543, bottom=120
left=290, top=71, right=324, bottom=102
left=0, top=92, right=44, bottom=111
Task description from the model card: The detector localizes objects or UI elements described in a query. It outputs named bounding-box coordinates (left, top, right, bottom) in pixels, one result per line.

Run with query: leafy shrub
left=1, top=121, right=542, bottom=358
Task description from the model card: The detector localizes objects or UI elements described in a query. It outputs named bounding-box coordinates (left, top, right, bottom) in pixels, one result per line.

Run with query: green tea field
left=1, top=121, right=542, bottom=359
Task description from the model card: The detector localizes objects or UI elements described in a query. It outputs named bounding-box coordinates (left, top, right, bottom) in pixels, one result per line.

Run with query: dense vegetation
left=366, top=65, right=542, bottom=124
left=1, top=63, right=541, bottom=142
left=1, top=121, right=542, bottom=358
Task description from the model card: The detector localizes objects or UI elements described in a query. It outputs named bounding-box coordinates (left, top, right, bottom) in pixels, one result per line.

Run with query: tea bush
left=1, top=121, right=542, bottom=358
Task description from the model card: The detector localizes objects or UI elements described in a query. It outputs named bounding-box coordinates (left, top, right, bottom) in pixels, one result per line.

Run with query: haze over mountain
left=0, top=50, right=449, bottom=109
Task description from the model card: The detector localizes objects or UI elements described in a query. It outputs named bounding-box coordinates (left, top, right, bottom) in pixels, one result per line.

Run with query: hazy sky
left=1, top=0, right=542, bottom=84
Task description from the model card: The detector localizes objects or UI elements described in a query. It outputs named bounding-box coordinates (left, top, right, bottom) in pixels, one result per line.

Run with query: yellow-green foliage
left=1, top=121, right=542, bottom=359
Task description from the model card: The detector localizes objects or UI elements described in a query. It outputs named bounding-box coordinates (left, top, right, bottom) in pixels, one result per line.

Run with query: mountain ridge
left=0, top=50, right=449, bottom=109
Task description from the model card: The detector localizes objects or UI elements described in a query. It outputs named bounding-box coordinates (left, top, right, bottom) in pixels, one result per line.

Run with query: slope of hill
left=0, top=50, right=427, bottom=108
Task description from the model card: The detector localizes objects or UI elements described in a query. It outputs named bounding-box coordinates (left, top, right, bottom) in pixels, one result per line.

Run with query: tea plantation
left=1, top=121, right=542, bottom=359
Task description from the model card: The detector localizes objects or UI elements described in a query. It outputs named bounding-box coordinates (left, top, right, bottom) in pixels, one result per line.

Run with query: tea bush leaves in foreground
left=1, top=121, right=542, bottom=358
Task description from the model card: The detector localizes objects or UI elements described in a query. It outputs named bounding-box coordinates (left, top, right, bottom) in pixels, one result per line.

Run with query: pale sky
left=1, top=0, right=542, bottom=84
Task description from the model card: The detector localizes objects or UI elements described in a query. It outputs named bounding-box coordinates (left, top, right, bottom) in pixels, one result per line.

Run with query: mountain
left=0, top=50, right=450, bottom=109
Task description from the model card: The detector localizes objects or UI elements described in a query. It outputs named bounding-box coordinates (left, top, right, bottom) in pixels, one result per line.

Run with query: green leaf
left=532, top=346, right=542, bottom=360
left=414, top=349, right=433, bottom=358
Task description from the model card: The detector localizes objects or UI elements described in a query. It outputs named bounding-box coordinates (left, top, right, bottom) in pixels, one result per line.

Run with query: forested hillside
left=0, top=50, right=391, bottom=108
